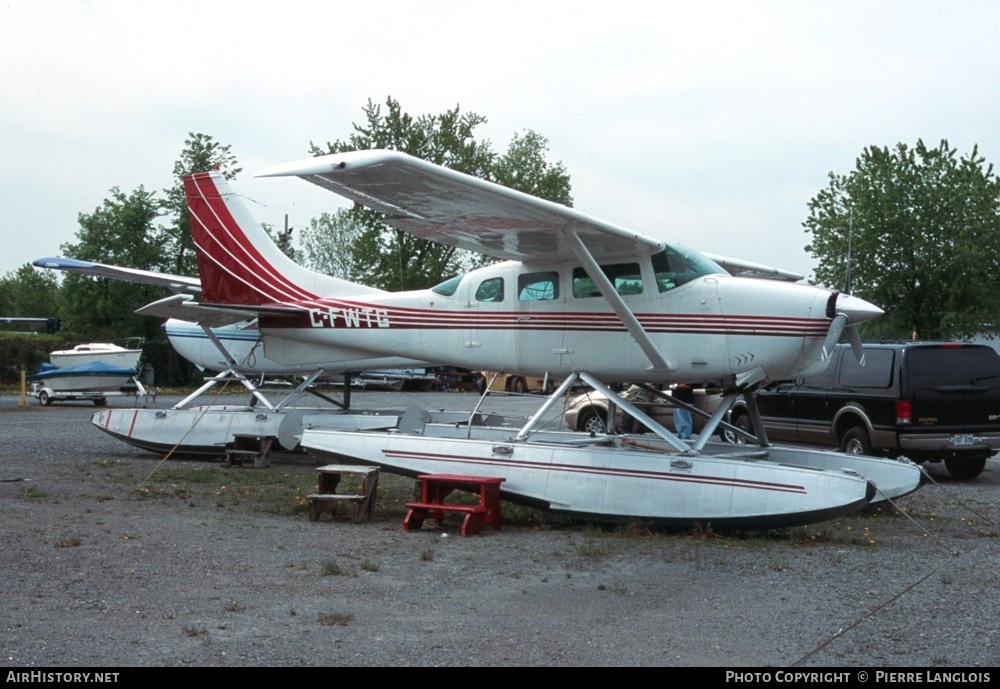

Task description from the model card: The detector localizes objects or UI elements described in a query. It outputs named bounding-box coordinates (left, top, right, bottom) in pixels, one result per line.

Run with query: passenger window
left=475, top=278, right=504, bottom=303
left=572, top=263, right=643, bottom=298
left=839, top=349, right=894, bottom=388
left=518, top=272, right=559, bottom=301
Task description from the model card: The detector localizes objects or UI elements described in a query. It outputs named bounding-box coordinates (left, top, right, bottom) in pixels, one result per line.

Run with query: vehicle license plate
left=952, top=433, right=974, bottom=446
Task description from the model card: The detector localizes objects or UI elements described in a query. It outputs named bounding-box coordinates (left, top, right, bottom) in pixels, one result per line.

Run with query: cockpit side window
left=475, top=277, right=504, bottom=303
left=518, top=272, right=559, bottom=301
left=572, top=263, right=643, bottom=298
left=651, top=245, right=722, bottom=292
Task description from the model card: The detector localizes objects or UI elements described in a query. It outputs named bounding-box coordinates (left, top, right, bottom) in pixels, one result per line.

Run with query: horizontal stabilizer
left=33, top=257, right=202, bottom=294
left=135, top=294, right=259, bottom=328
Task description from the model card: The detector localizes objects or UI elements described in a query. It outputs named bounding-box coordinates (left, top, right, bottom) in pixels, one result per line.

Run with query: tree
left=161, top=133, right=242, bottom=276
left=58, top=187, right=164, bottom=339
left=307, top=97, right=573, bottom=290
left=298, top=210, right=363, bottom=279
left=804, top=139, right=1000, bottom=340
left=0, top=264, right=60, bottom=319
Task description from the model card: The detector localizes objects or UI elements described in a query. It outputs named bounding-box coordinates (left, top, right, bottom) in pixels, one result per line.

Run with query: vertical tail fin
left=185, top=171, right=381, bottom=305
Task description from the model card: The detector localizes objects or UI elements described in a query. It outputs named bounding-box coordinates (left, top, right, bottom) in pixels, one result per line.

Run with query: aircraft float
left=36, top=149, right=923, bottom=528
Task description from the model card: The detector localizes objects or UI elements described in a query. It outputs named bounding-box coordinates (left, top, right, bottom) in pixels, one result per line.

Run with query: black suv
left=729, top=342, right=1000, bottom=479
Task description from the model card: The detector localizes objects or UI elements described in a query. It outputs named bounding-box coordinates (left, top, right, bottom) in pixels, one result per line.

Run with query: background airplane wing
left=33, top=257, right=202, bottom=294
left=257, top=150, right=664, bottom=262
left=703, top=253, right=804, bottom=282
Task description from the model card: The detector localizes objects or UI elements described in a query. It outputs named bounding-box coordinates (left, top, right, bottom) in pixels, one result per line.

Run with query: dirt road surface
left=2, top=390, right=998, bottom=667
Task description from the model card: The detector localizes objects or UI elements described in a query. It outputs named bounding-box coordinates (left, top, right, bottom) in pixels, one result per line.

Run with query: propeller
left=825, top=292, right=881, bottom=364
left=827, top=208, right=870, bottom=364
left=822, top=313, right=847, bottom=362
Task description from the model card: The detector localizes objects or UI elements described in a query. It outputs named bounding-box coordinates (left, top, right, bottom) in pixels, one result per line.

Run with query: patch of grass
left=181, top=625, right=207, bottom=637
left=131, top=464, right=317, bottom=515
left=689, top=522, right=718, bottom=540
left=576, top=539, right=614, bottom=561
left=224, top=599, right=244, bottom=612
left=22, top=485, right=47, bottom=500
left=318, top=612, right=354, bottom=626
left=360, top=560, right=379, bottom=572
left=151, top=467, right=220, bottom=483
left=421, top=549, right=434, bottom=562
left=54, top=536, right=81, bottom=548
left=321, top=561, right=344, bottom=576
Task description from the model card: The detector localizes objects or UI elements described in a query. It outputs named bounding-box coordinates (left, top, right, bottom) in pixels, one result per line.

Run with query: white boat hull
left=50, top=345, right=142, bottom=370
left=301, top=428, right=876, bottom=529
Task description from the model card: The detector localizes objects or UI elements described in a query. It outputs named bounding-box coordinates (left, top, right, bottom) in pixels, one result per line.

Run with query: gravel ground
left=1, top=389, right=998, bottom=668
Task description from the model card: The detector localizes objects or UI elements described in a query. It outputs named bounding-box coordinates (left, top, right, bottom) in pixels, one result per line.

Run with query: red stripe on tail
left=186, top=172, right=319, bottom=305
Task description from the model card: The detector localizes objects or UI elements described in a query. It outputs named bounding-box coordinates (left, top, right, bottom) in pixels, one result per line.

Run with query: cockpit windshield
left=651, top=244, right=725, bottom=292
left=431, top=274, right=463, bottom=296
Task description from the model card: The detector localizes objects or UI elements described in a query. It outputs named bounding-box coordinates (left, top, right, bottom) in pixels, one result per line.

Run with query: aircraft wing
left=703, top=253, right=804, bottom=282
left=33, top=257, right=202, bottom=294
left=256, top=149, right=664, bottom=262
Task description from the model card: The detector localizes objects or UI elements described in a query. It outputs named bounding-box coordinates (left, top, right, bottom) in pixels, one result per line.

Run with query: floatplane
left=39, top=149, right=923, bottom=528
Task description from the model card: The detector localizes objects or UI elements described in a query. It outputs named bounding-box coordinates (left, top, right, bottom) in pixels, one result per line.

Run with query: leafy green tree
left=0, top=264, right=60, bottom=319
left=162, top=132, right=242, bottom=276
left=58, top=187, right=164, bottom=340
left=307, top=97, right=573, bottom=290
left=804, top=139, right=1000, bottom=340
left=298, top=210, right=363, bottom=279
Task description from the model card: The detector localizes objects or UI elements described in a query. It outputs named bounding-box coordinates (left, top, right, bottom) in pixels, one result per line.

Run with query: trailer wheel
left=93, top=398, right=108, bottom=407
left=39, top=390, right=51, bottom=406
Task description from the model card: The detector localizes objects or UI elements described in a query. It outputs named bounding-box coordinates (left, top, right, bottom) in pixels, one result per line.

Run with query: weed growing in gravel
left=421, top=549, right=434, bottom=561
left=576, top=539, right=614, bottom=561
left=22, top=485, right=47, bottom=500
left=318, top=612, right=353, bottom=626
left=360, top=560, right=379, bottom=572
left=321, top=561, right=344, bottom=576
left=54, top=536, right=81, bottom=548
left=181, top=625, right=207, bottom=637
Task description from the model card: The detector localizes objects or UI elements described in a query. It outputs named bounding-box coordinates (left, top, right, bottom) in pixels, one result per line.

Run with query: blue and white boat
left=28, top=361, right=138, bottom=393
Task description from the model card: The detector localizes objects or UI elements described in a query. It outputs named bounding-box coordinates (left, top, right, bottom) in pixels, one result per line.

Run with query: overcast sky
left=2, top=0, right=999, bottom=286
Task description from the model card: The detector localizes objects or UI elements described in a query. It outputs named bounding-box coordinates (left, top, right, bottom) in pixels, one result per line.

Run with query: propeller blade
left=846, top=324, right=865, bottom=365
left=823, top=314, right=848, bottom=361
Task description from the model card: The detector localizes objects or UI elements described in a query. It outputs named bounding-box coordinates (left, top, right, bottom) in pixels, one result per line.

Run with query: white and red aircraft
left=40, top=150, right=917, bottom=527
left=167, top=149, right=880, bottom=391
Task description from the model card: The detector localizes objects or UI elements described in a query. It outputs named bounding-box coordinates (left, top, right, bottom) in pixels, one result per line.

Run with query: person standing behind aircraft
left=672, top=383, right=694, bottom=440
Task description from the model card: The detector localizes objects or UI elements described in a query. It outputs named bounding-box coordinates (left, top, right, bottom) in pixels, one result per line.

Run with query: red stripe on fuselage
left=260, top=298, right=830, bottom=336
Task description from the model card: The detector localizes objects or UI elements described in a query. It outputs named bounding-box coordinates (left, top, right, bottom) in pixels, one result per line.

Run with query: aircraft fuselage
left=256, top=256, right=838, bottom=385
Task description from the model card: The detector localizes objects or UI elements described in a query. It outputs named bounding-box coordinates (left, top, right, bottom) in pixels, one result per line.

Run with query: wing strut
left=566, top=232, right=677, bottom=373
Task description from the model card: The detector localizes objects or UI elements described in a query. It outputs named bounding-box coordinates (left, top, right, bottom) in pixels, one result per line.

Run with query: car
left=478, top=371, right=557, bottom=394
left=728, top=341, right=1000, bottom=479
left=564, top=385, right=728, bottom=437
